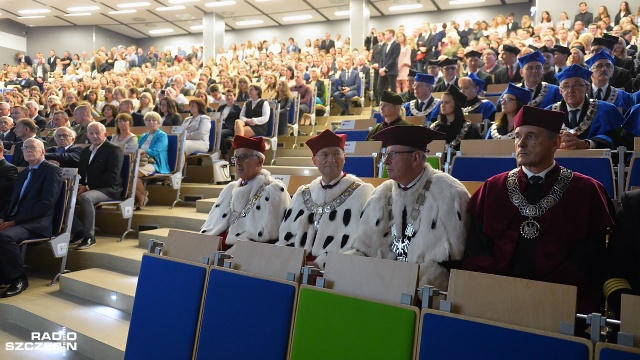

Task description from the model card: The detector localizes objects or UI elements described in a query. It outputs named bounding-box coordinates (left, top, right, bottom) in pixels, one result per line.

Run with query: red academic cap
left=372, top=125, right=446, bottom=151
left=513, top=106, right=564, bottom=134
left=233, top=135, right=266, bottom=153
left=305, top=129, right=346, bottom=155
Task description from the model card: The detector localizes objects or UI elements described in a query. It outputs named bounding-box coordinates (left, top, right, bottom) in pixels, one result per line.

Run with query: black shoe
left=75, top=237, right=96, bottom=250
left=1, top=275, right=28, bottom=298
left=70, top=232, right=83, bottom=244
left=340, top=110, right=347, bottom=115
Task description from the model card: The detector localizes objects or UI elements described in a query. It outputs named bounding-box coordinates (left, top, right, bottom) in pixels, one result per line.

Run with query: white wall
left=0, top=19, right=29, bottom=66
left=137, top=3, right=532, bottom=52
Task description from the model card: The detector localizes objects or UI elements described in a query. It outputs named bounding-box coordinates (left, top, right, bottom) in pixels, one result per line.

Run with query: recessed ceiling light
left=236, top=19, right=263, bottom=25
left=149, top=28, right=174, bottom=34
left=156, top=6, right=186, bottom=11
left=169, top=0, right=199, bottom=3
left=190, top=25, right=203, bottom=30
left=64, top=13, right=92, bottom=17
left=283, top=14, right=312, bottom=21
left=205, top=1, right=236, bottom=7
left=18, top=9, right=51, bottom=14
left=334, top=10, right=350, bottom=16
left=17, top=15, right=46, bottom=19
left=389, top=4, right=423, bottom=11
left=108, top=10, right=137, bottom=14
left=449, top=0, right=484, bottom=4
left=67, top=6, right=100, bottom=12
left=117, top=2, right=151, bottom=8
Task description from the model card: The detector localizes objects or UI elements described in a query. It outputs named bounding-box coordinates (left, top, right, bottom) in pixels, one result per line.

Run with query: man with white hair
left=201, top=136, right=290, bottom=252
left=545, top=65, right=624, bottom=149
left=73, top=122, right=124, bottom=249
left=25, top=100, right=46, bottom=130
left=44, top=127, right=82, bottom=168
left=403, top=73, right=440, bottom=123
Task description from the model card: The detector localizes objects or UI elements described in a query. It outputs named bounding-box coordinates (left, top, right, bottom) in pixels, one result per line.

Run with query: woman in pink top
left=396, top=32, right=412, bottom=93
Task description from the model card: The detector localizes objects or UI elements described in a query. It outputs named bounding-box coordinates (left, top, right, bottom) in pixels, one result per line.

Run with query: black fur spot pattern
left=300, top=232, right=308, bottom=247
left=284, top=208, right=293, bottom=221
left=222, top=213, right=227, bottom=218
left=340, top=235, right=349, bottom=248
left=308, top=213, right=315, bottom=224
left=294, top=209, right=304, bottom=221
left=457, top=211, right=462, bottom=221
left=329, top=210, right=337, bottom=221
left=284, top=232, right=294, bottom=241
left=343, top=210, right=351, bottom=226
left=323, top=236, right=334, bottom=249
left=431, top=219, right=437, bottom=229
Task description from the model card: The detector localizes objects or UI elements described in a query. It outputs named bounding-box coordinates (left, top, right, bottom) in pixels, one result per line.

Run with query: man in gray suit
left=332, top=58, right=362, bottom=115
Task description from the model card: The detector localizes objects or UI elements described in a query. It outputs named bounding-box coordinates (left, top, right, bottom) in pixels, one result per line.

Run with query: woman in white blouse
left=182, top=98, right=212, bottom=155
left=235, top=84, right=270, bottom=137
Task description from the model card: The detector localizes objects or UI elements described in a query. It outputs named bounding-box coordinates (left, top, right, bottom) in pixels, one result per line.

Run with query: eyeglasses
left=560, top=83, right=586, bottom=92
left=54, top=134, right=71, bottom=138
left=443, top=66, right=457, bottom=71
left=500, top=97, right=517, bottom=103
left=315, top=151, right=344, bottom=161
left=22, top=145, right=39, bottom=152
left=591, top=63, right=613, bottom=70
left=145, top=119, right=159, bottom=123
left=231, top=154, right=258, bottom=163
left=381, top=150, right=416, bottom=162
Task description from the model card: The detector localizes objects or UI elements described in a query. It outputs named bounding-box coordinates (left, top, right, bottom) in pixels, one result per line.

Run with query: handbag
left=139, top=153, right=156, bottom=167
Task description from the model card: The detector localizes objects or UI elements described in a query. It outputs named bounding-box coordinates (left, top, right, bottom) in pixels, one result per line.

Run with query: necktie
left=0, top=133, right=4, bottom=141
left=529, top=175, right=543, bottom=184
left=595, top=88, right=602, bottom=100
left=569, top=109, right=579, bottom=128
left=509, top=66, right=513, bottom=79
left=57, top=147, right=65, bottom=154
left=418, top=101, right=424, bottom=112
left=11, top=168, right=33, bottom=216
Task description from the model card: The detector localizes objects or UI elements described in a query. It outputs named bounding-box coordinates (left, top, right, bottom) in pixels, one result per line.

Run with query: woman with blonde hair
left=595, top=5, right=610, bottom=22
left=274, top=79, right=293, bottom=135
left=396, top=32, right=412, bottom=93
left=521, top=15, right=534, bottom=35
left=568, top=43, right=587, bottom=67
left=137, top=92, right=155, bottom=115
left=262, top=72, right=278, bottom=100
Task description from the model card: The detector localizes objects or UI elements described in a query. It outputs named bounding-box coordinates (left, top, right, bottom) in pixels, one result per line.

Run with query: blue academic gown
left=497, top=82, right=562, bottom=110
left=592, top=86, right=633, bottom=114
left=545, top=99, right=624, bottom=149
left=403, top=97, right=440, bottom=124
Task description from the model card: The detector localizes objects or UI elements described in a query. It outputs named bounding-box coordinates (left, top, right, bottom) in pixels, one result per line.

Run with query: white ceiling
left=0, top=0, right=528, bottom=38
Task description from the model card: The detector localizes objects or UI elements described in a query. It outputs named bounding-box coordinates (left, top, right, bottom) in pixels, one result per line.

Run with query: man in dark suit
left=364, top=28, right=378, bottom=51
left=15, top=52, right=32, bottom=67
left=45, top=127, right=82, bottom=168
left=46, top=50, right=59, bottom=70
left=119, top=100, right=144, bottom=126
left=377, top=28, right=401, bottom=101
left=494, top=45, right=522, bottom=84
left=25, top=101, right=46, bottom=130
left=218, top=89, right=242, bottom=159
left=73, top=122, right=123, bottom=250
left=9, top=119, right=38, bottom=168
left=354, top=55, right=371, bottom=93
left=0, top=142, right=17, bottom=212
left=574, top=2, right=594, bottom=26
left=370, top=32, right=386, bottom=105
left=506, top=13, right=519, bottom=34
left=416, top=22, right=436, bottom=72
left=0, top=138, right=63, bottom=297
left=17, top=70, right=34, bottom=90
left=320, top=33, right=336, bottom=53
left=332, top=58, right=362, bottom=115
left=0, top=115, right=16, bottom=150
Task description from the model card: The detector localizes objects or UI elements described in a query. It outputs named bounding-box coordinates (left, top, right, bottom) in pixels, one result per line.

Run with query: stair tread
left=61, top=268, right=137, bottom=297
left=0, top=277, right=129, bottom=351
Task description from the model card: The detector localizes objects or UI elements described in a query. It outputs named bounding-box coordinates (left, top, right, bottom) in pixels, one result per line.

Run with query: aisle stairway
left=0, top=113, right=376, bottom=359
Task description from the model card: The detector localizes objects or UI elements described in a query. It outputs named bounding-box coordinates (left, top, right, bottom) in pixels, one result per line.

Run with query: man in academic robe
left=277, top=130, right=374, bottom=269
left=463, top=105, right=615, bottom=316
left=586, top=51, right=633, bottom=114
left=433, top=57, right=460, bottom=92
left=545, top=65, right=625, bottom=150
left=200, top=136, right=290, bottom=252
left=591, top=37, right=632, bottom=92
left=403, top=73, right=440, bottom=124
left=497, top=51, right=562, bottom=112
left=603, top=189, right=640, bottom=318
left=346, top=126, right=470, bottom=291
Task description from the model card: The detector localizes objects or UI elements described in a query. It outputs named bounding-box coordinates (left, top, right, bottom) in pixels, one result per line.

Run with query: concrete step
left=137, top=227, right=200, bottom=249
left=145, top=182, right=226, bottom=207
left=195, top=198, right=217, bottom=214
left=59, top=269, right=137, bottom=314
left=95, top=206, right=209, bottom=238
left=0, top=276, right=128, bottom=360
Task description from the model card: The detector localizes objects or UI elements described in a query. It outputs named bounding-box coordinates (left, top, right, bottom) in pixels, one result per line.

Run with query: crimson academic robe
left=462, top=164, right=615, bottom=315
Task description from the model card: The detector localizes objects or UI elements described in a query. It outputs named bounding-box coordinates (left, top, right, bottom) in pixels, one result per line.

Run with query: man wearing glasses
left=433, top=57, right=460, bottom=92
left=545, top=65, right=624, bottom=150
left=585, top=51, right=632, bottom=114
left=403, top=73, right=440, bottom=124
left=347, top=126, right=469, bottom=291
left=278, top=130, right=374, bottom=269
left=44, top=127, right=81, bottom=167
left=200, top=136, right=290, bottom=253
left=0, top=138, right=63, bottom=297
